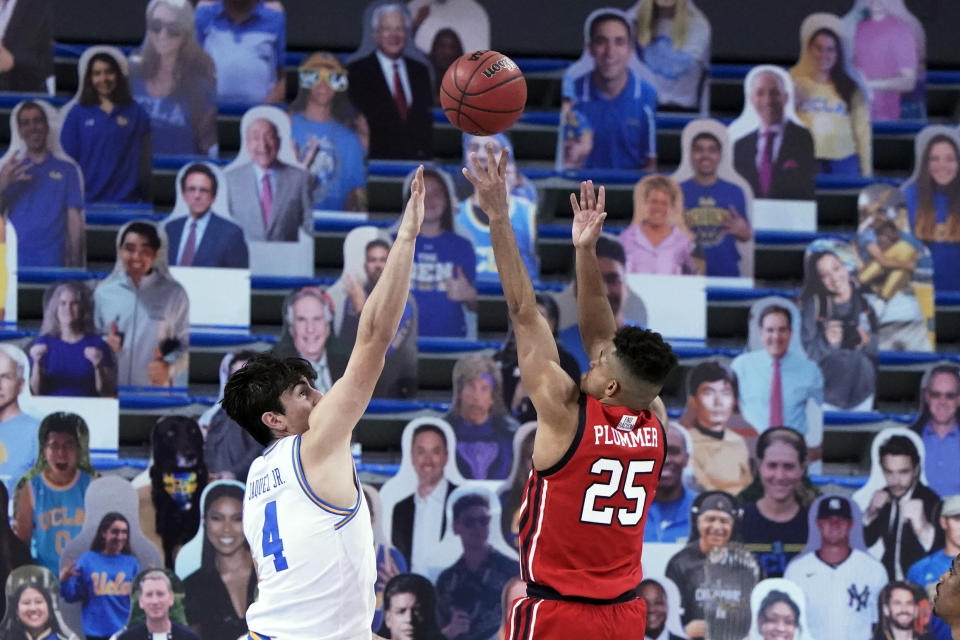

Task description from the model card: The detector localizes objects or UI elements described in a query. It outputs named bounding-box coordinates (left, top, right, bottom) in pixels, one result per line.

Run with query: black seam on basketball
left=455, top=110, right=487, bottom=135
left=459, top=73, right=526, bottom=97
left=457, top=104, right=525, bottom=115
left=456, top=51, right=500, bottom=125
left=451, top=57, right=464, bottom=92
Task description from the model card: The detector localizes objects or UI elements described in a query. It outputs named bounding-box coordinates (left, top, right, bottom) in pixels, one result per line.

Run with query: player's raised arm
left=462, top=146, right=578, bottom=428
left=572, top=181, right=618, bottom=363
left=305, top=166, right=425, bottom=450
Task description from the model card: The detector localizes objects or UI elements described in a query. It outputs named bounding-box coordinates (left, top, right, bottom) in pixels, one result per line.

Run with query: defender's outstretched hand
left=571, top=180, right=607, bottom=250
left=462, top=144, right=509, bottom=220
left=398, top=165, right=426, bottom=240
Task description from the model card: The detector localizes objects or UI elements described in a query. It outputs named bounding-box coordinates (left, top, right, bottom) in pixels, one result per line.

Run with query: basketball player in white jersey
left=221, top=167, right=426, bottom=640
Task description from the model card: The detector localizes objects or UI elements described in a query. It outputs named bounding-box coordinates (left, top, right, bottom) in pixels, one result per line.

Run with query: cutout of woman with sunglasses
left=129, top=0, right=218, bottom=157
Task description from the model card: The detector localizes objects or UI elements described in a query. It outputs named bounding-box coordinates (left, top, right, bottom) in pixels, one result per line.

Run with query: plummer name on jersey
left=592, top=424, right=659, bottom=449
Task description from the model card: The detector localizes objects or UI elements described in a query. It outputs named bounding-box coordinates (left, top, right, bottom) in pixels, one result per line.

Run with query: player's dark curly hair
left=612, top=326, right=677, bottom=387
left=221, top=353, right=318, bottom=446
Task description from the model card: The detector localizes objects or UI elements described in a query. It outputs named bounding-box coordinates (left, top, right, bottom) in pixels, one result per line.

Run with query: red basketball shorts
left=505, top=596, right=647, bottom=639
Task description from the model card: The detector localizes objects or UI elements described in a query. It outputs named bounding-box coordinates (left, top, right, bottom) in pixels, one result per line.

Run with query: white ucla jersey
left=243, top=435, right=375, bottom=640
left=784, top=548, right=888, bottom=640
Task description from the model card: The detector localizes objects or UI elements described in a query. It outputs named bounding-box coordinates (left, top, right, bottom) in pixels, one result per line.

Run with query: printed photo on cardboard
left=0, top=100, right=85, bottom=269
left=58, top=476, right=162, bottom=637
left=28, top=281, right=118, bottom=399
left=732, top=297, right=824, bottom=470
left=378, top=416, right=467, bottom=576
left=746, top=577, right=815, bottom=640
left=0, top=565, right=79, bottom=640
left=627, top=0, right=711, bottom=112
left=94, top=221, right=190, bottom=389
left=900, top=125, right=960, bottom=293
left=129, top=0, right=219, bottom=157
left=728, top=65, right=818, bottom=230
left=799, top=238, right=877, bottom=411
left=671, top=118, right=755, bottom=282
left=855, top=182, right=935, bottom=352
left=789, top=13, right=873, bottom=177
left=557, top=8, right=658, bottom=171
left=843, top=0, right=926, bottom=121
left=59, top=46, right=152, bottom=204
left=223, top=105, right=314, bottom=276
left=344, top=1, right=434, bottom=160
left=909, top=363, right=960, bottom=499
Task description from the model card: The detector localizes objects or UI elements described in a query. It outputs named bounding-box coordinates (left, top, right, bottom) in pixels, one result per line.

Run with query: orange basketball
left=440, top=50, right=527, bottom=136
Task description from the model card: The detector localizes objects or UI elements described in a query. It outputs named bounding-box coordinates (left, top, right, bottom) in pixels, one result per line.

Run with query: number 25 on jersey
left=262, top=500, right=289, bottom=571
left=580, top=458, right=654, bottom=526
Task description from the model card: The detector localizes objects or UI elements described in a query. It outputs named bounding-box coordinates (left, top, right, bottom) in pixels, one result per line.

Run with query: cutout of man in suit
left=164, top=163, right=248, bottom=268
left=733, top=69, right=816, bottom=201
left=347, top=3, right=433, bottom=160
left=225, top=116, right=312, bottom=242
left=391, top=422, right=458, bottom=572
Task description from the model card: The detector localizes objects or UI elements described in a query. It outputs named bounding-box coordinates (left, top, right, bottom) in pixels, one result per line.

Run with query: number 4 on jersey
left=580, top=458, right=655, bottom=526
left=262, top=500, right=289, bottom=571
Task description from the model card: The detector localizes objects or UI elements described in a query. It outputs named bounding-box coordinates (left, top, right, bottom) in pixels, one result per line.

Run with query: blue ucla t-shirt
left=2, top=154, right=83, bottom=267
left=411, top=232, right=477, bottom=338
left=566, top=71, right=657, bottom=170
left=680, top=177, right=749, bottom=277
left=131, top=73, right=215, bottom=156
left=290, top=113, right=367, bottom=211
left=60, top=102, right=150, bottom=203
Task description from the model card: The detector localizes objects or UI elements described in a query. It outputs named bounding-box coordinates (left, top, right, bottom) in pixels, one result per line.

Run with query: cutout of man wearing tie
left=346, top=2, right=433, bottom=160
left=733, top=68, right=816, bottom=201
left=225, top=113, right=313, bottom=242
left=731, top=301, right=824, bottom=464
left=164, top=163, right=248, bottom=268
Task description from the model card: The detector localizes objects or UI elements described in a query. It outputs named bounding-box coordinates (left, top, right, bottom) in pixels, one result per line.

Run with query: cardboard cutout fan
left=223, top=105, right=315, bottom=277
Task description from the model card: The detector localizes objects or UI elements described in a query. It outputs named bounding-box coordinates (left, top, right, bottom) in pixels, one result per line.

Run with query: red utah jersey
left=517, top=393, right=665, bottom=600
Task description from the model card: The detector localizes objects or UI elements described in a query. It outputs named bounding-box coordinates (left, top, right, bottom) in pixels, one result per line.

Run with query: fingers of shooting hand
left=597, top=185, right=606, bottom=214
left=585, top=180, right=596, bottom=211
left=462, top=166, right=479, bottom=187
left=470, top=151, right=485, bottom=179
left=413, top=165, right=424, bottom=194
left=570, top=192, right=582, bottom=214
left=485, top=144, right=498, bottom=178
left=498, top=146, right=509, bottom=179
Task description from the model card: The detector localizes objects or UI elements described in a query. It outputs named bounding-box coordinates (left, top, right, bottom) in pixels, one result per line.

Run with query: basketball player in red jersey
left=463, top=146, right=677, bottom=639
